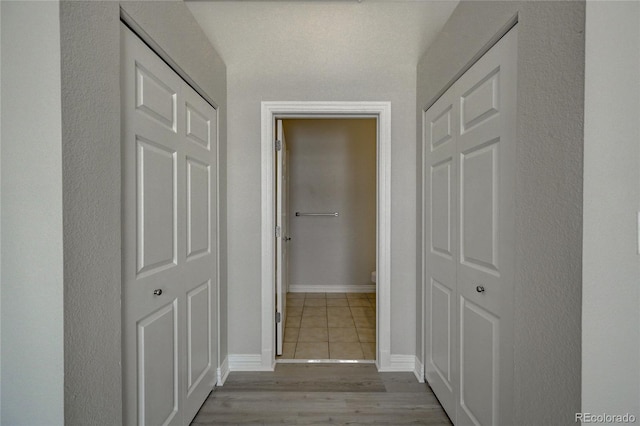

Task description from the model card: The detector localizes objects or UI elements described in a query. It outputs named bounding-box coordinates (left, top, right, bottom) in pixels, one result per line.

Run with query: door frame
left=260, top=101, right=392, bottom=370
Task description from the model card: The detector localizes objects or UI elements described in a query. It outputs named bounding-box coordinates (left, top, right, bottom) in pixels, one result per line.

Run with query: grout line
left=326, top=294, right=330, bottom=359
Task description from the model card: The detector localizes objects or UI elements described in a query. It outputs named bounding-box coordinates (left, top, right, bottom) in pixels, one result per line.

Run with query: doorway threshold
left=276, top=359, right=375, bottom=364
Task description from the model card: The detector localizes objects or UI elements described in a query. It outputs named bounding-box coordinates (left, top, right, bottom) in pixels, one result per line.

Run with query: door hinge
left=275, top=225, right=281, bottom=238
left=275, top=139, right=282, bottom=151
left=276, top=312, right=281, bottom=323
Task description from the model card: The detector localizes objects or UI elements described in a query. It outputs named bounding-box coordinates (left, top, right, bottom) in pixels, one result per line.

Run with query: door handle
left=476, top=285, right=485, bottom=293
left=284, top=236, right=291, bottom=241
left=153, top=289, right=163, bottom=296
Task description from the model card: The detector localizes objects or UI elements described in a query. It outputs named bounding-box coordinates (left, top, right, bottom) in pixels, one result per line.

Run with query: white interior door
left=275, top=119, right=289, bottom=355
left=122, top=24, right=218, bottom=426
left=424, top=27, right=517, bottom=426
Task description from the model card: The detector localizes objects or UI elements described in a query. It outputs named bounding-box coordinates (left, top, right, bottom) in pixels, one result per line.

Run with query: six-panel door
left=122, top=24, right=218, bottom=426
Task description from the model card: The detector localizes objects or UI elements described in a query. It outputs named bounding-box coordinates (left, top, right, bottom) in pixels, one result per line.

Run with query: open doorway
left=276, top=118, right=377, bottom=361
left=260, top=101, right=392, bottom=371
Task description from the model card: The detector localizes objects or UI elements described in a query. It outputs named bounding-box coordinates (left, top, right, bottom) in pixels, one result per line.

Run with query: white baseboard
left=228, top=353, right=424, bottom=382
left=228, top=354, right=273, bottom=371
left=378, top=354, right=417, bottom=373
left=216, top=356, right=230, bottom=386
left=289, top=284, right=375, bottom=293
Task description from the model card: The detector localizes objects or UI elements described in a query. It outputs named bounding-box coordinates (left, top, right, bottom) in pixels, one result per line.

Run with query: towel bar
left=295, top=212, right=339, bottom=217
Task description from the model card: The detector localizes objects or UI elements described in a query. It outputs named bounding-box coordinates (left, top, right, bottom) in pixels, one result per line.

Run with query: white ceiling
left=185, top=1, right=459, bottom=72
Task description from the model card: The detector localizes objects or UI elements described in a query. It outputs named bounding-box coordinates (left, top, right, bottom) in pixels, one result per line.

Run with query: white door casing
left=122, top=24, right=218, bottom=426
left=424, top=27, right=517, bottom=426
left=275, top=119, right=289, bottom=356
left=261, top=102, right=392, bottom=370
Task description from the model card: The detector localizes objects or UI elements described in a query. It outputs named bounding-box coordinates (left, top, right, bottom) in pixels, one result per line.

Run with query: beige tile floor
left=278, top=292, right=376, bottom=360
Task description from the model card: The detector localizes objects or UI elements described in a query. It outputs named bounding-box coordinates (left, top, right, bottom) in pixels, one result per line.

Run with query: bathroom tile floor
left=277, top=292, right=376, bottom=360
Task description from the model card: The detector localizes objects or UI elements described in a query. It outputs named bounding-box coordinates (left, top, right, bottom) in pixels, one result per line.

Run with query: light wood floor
left=191, top=364, right=452, bottom=425
left=280, top=292, right=376, bottom=360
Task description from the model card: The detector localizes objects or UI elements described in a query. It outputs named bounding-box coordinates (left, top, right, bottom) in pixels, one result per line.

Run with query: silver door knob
left=153, top=289, right=163, bottom=296
left=476, top=286, right=485, bottom=293
left=284, top=236, right=291, bottom=241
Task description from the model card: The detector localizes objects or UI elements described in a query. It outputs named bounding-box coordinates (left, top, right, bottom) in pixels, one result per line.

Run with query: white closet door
left=122, top=24, right=217, bottom=426
left=424, top=88, right=459, bottom=420
left=424, top=26, right=517, bottom=426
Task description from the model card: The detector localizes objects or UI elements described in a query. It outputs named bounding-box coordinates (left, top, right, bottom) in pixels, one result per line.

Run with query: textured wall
left=1, top=2, right=65, bottom=424
left=58, top=1, right=227, bottom=424
left=226, top=64, right=417, bottom=356
left=416, top=1, right=584, bottom=423
left=60, top=3, right=121, bottom=424
left=583, top=1, right=640, bottom=419
left=284, top=119, right=376, bottom=290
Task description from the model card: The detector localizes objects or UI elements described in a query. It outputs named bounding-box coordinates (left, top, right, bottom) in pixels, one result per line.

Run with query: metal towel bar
left=295, top=212, right=339, bottom=217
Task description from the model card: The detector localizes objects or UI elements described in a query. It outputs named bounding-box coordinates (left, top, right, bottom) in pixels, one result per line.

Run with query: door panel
left=186, top=281, right=211, bottom=393
left=430, top=279, right=452, bottom=388
left=186, top=158, right=210, bottom=259
left=460, top=68, right=500, bottom=134
left=138, top=301, right=179, bottom=426
left=460, top=140, right=499, bottom=273
left=431, top=106, right=453, bottom=150
left=136, top=138, right=177, bottom=276
left=459, top=297, right=498, bottom=426
left=431, top=159, right=452, bottom=257
left=186, top=103, right=211, bottom=149
left=135, top=63, right=177, bottom=131
left=123, top=24, right=217, bottom=426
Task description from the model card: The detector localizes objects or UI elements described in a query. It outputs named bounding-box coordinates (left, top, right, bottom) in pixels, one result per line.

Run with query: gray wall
left=1, top=2, right=65, bottom=424
left=582, top=1, right=640, bottom=420
left=0, top=0, right=3, bottom=415
left=226, top=62, right=417, bottom=357
left=284, top=119, right=376, bottom=291
left=416, top=2, right=584, bottom=424
left=1, top=1, right=227, bottom=424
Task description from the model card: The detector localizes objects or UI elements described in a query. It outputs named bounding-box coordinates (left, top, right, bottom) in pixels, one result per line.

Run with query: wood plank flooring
left=191, top=364, right=452, bottom=425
